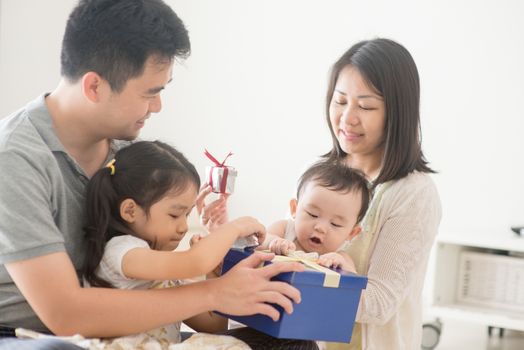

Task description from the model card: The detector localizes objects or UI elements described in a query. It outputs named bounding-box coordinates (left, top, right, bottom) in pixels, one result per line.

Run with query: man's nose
left=148, top=95, right=162, bottom=114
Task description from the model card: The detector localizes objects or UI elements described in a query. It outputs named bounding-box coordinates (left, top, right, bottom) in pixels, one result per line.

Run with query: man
left=0, top=1, right=315, bottom=349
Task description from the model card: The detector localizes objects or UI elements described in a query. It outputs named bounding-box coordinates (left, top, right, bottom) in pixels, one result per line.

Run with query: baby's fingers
left=317, top=256, right=334, bottom=268
left=284, top=241, right=296, bottom=255
left=273, top=242, right=288, bottom=255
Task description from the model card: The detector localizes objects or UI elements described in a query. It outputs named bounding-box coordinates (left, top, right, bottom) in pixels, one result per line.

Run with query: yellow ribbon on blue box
left=268, top=251, right=341, bottom=288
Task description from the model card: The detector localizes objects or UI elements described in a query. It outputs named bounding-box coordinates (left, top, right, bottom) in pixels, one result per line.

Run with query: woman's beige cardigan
left=328, top=171, right=442, bottom=350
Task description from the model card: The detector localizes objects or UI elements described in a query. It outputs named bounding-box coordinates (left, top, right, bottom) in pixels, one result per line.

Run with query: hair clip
left=105, top=159, right=116, bottom=176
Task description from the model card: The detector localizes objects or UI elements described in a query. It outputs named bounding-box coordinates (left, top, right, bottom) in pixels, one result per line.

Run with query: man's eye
left=169, top=214, right=179, bottom=219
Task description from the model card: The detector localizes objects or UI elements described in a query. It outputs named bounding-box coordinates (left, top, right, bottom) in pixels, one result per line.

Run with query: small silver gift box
left=205, top=166, right=237, bottom=194
left=232, top=234, right=259, bottom=250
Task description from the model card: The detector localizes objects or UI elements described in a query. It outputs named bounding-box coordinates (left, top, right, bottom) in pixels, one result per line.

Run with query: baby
left=258, top=160, right=370, bottom=272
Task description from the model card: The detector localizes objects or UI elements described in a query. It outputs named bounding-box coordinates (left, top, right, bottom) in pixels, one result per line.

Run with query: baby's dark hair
left=82, top=140, right=200, bottom=288
left=296, top=160, right=370, bottom=224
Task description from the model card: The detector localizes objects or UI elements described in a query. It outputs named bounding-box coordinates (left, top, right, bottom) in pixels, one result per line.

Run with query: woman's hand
left=196, top=184, right=229, bottom=232
left=268, top=238, right=296, bottom=255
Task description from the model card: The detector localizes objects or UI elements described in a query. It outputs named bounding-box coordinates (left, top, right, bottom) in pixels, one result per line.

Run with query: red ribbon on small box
left=204, top=149, right=234, bottom=194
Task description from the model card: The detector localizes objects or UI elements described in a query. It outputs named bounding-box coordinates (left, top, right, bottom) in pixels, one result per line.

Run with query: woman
left=323, top=38, right=441, bottom=350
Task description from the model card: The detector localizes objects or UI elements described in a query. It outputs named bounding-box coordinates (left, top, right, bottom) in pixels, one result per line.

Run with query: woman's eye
left=359, top=105, right=376, bottom=111
left=169, top=214, right=179, bottom=219
left=334, top=99, right=346, bottom=105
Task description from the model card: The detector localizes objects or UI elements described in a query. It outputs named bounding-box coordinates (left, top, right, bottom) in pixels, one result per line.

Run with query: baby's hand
left=268, top=238, right=296, bottom=255
left=318, top=252, right=354, bottom=271
left=229, top=216, right=266, bottom=243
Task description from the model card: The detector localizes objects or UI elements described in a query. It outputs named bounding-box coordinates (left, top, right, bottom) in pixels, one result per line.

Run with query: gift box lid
left=225, top=248, right=367, bottom=290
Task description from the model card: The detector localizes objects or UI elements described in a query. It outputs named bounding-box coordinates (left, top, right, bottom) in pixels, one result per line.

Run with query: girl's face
left=291, top=182, right=362, bottom=255
left=129, top=183, right=197, bottom=251
left=329, top=66, right=386, bottom=164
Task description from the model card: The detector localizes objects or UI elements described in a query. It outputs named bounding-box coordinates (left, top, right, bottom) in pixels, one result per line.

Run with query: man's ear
left=120, top=198, right=139, bottom=223
left=289, top=198, right=298, bottom=219
left=347, top=225, right=362, bottom=240
left=81, top=71, right=107, bottom=103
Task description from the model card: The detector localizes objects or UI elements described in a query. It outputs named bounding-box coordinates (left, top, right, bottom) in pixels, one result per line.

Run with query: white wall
left=2, top=0, right=524, bottom=234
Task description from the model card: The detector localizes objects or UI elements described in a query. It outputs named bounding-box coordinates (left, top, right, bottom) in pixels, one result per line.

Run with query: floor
left=184, top=317, right=524, bottom=349
left=431, top=318, right=524, bottom=350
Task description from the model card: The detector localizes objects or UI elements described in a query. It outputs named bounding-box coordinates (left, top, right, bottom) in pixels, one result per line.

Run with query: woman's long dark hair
left=324, top=38, right=435, bottom=185
left=82, top=140, right=200, bottom=288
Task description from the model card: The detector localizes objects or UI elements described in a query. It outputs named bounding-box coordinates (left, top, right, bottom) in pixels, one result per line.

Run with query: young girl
left=82, top=140, right=265, bottom=345
left=258, top=160, right=370, bottom=272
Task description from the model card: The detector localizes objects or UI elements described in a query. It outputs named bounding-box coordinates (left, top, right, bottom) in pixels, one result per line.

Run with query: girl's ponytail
left=82, top=166, right=118, bottom=288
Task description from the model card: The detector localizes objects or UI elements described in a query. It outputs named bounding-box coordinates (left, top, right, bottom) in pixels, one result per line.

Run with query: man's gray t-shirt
left=0, top=95, right=129, bottom=331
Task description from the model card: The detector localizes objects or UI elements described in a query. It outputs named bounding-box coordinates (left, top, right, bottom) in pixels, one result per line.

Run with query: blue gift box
left=220, top=248, right=367, bottom=343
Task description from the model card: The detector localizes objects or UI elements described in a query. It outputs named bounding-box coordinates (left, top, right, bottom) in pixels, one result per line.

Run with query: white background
left=1, top=0, right=524, bottom=235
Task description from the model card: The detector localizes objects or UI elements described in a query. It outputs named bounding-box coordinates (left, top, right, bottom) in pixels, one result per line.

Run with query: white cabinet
left=430, top=230, right=524, bottom=331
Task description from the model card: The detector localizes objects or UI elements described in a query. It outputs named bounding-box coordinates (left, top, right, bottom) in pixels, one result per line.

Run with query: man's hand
left=210, top=251, right=305, bottom=321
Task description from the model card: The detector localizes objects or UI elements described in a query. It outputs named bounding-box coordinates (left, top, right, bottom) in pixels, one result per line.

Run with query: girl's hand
left=268, top=238, right=296, bottom=255
left=317, top=252, right=356, bottom=272
left=206, top=261, right=223, bottom=279
left=196, top=184, right=229, bottom=232
left=228, top=216, right=266, bottom=243
left=189, top=234, right=223, bottom=278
